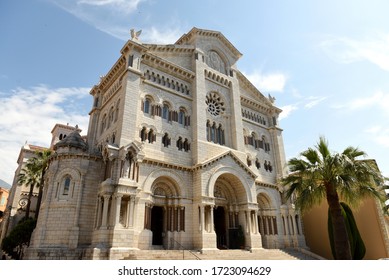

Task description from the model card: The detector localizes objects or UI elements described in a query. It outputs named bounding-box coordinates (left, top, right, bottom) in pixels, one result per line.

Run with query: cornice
left=142, top=52, right=195, bottom=82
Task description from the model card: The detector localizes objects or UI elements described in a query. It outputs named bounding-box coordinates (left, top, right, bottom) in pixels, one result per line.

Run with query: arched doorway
left=145, top=176, right=184, bottom=249
left=151, top=206, right=164, bottom=245
left=212, top=173, right=249, bottom=249
left=214, top=206, right=226, bottom=248
left=257, top=193, right=278, bottom=248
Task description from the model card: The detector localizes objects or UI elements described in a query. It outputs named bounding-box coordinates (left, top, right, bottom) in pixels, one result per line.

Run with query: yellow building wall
left=302, top=197, right=389, bottom=260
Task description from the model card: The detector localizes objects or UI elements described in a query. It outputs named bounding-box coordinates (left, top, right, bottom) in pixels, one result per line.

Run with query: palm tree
left=281, top=137, right=386, bottom=259
left=28, top=149, right=51, bottom=220
left=17, top=163, right=41, bottom=219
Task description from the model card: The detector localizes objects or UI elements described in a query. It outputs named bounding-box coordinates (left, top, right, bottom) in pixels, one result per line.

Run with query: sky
left=0, top=0, right=389, bottom=186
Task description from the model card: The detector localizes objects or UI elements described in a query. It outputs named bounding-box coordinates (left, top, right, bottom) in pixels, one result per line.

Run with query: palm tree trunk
left=34, top=170, right=45, bottom=220
left=326, top=185, right=352, bottom=259
left=25, top=184, right=34, bottom=219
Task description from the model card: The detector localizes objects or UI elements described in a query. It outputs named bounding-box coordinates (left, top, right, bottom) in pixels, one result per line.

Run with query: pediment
left=195, top=150, right=257, bottom=180
left=176, top=28, right=242, bottom=67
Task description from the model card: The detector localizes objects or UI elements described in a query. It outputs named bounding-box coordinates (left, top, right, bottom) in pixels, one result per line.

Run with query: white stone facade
left=25, top=28, right=306, bottom=260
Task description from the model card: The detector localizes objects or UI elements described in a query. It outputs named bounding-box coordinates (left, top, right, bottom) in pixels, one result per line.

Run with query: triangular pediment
left=176, top=27, right=242, bottom=65
left=195, top=150, right=257, bottom=179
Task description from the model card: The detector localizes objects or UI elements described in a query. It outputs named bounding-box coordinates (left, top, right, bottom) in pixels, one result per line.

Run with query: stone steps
left=123, top=249, right=318, bottom=260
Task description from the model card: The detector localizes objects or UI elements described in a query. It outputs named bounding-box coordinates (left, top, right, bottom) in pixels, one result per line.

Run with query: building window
left=178, top=109, right=185, bottom=125
left=144, top=99, right=150, bottom=114
left=148, top=129, right=156, bottom=143
left=140, top=127, right=147, bottom=142
left=115, top=99, right=120, bottom=121
left=183, top=138, right=190, bottom=152
left=206, top=92, right=225, bottom=116
left=101, top=114, right=107, bottom=134
left=162, top=104, right=169, bottom=120
left=255, top=158, right=261, bottom=169
left=264, top=161, right=273, bottom=172
left=162, top=133, right=171, bottom=147
left=176, top=137, right=183, bottom=151
left=63, top=176, right=71, bottom=195
left=206, top=121, right=225, bottom=145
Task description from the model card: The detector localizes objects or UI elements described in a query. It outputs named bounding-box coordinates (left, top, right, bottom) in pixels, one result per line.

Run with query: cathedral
left=24, top=27, right=306, bottom=259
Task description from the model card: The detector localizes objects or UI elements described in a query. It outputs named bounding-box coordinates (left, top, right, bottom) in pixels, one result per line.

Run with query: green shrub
left=1, top=218, right=36, bottom=259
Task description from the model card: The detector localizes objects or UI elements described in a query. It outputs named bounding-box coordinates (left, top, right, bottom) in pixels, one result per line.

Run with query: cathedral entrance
left=214, top=207, right=227, bottom=249
left=151, top=206, right=164, bottom=245
left=211, top=173, right=249, bottom=250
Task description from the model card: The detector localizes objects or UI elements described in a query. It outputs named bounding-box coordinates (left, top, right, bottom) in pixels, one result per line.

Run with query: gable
left=195, top=150, right=257, bottom=180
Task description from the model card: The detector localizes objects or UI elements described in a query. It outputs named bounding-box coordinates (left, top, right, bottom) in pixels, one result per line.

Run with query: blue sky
left=1, top=0, right=389, bottom=185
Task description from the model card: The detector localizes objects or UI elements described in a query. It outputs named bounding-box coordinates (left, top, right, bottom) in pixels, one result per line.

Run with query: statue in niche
left=214, top=185, right=225, bottom=198
left=154, top=186, right=166, bottom=197
left=122, top=152, right=133, bottom=178
left=206, top=50, right=226, bottom=74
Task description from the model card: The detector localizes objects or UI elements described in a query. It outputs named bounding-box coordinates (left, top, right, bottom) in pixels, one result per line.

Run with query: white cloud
left=320, top=33, right=389, bottom=71
left=78, top=0, right=142, bottom=11
left=279, top=104, right=298, bottom=120
left=51, top=0, right=184, bottom=43
left=364, top=125, right=389, bottom=148
left=0, top=85, right=91, bottom=184
left=304, top=96, right=327, bottom=109
left=244, top=71, right=288, bottom=93
left=333, top=90, right=389, bottom=112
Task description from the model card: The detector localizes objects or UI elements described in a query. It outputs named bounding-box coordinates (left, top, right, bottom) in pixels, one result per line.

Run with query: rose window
left=206, top=93, right=225, bottom=116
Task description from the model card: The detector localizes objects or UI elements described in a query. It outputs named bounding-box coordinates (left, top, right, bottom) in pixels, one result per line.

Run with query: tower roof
left=54, top=130, right=88, bottom=151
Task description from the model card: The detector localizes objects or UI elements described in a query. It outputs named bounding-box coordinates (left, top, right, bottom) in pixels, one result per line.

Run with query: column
left=95, top=197, right=103, bottom=229
left=128, top=196, right=135, bottom=227
left=199, top=205, right=204, bottom=232
left=246, top=211, right=251, bottom=233
left=114, top=194, right=123, bottom=227
left=210, top=205, right=214, bottom=233
left=254, top=210, right=259, bottom=234
left=101, top=195, right=110, bottom=228
left=125, top=197, right=131, bottom=228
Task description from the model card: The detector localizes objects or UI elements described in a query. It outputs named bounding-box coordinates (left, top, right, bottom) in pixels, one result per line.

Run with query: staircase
left=122, top=248, right=319, bottom=260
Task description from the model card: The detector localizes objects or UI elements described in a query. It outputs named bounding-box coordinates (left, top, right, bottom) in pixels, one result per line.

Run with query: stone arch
left=142, top=168, right=187, bottom=198
left=207, top=166, right=253, bottom=203
left=52, top=167, right=82, bottom=200
left=256, top=188, right=281, bottom=247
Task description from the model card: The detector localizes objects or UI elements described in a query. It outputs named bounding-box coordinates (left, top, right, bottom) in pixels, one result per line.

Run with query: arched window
left=206, top=121, right=211, bottom=141
left=255, top=158, right=261, bottom=169
left=176, top=137, right=183, bottom=151
left=108, top=106, right=114, bottom=125
left=178, top=109, right=185, bottom=125
left=101, top=114, right=107, bottom=134
left=148, top=129, right=156, bottom=143
left=183, top=138, right=190, bottom=152
left=115, top=99, right=120, bottom=121
left=211, top=123, right=216, bottom=142
left=63, top=176, right=71, bottom=195
left=217, top=124, right=225, bottom=145
left=162, top=133, right=170, bottom=147
left=140, top=127, right=147, bottom=142
left=59, top=134, right=63, bottom=140
left=143, top=98, right=151, bottom=114
left=162, top=104, right=169, bottom=120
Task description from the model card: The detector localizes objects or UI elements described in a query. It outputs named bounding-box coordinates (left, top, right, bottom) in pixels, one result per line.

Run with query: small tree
left=282, top=137, right=386, bottom=259
left=1, top=218, right=36, bottom=259
left=17, top=165, right=40, bottom=219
